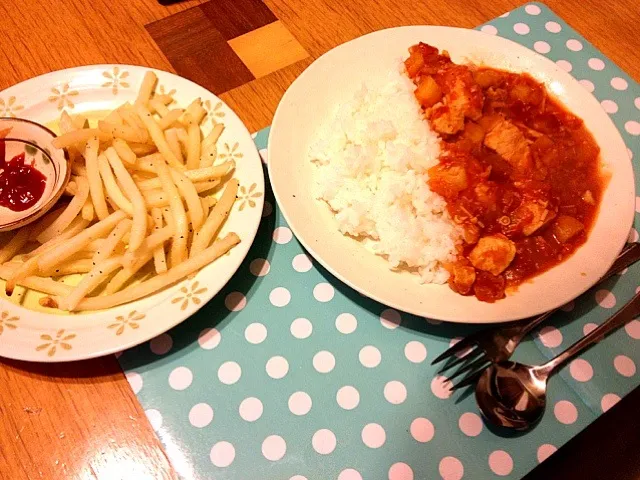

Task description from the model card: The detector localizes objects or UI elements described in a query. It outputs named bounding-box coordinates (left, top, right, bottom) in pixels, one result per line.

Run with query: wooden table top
left=1, top=1, right=639, bottom=479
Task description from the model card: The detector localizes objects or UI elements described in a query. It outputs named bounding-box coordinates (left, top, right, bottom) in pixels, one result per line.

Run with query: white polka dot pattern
left=118, top=8, right=640, bottom=480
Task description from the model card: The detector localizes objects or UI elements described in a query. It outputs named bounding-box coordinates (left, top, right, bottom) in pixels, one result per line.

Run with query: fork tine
left=438, top=346, right=481, bottom=374
left=431, top=335, right=476, bottom=365
left=445, top=356, right=489, bottom=383
left=449, top=366, right=488, bottom=391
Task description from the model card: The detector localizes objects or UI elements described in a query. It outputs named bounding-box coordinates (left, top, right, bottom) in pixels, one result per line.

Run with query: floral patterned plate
left=0, top=65, right=264, bottom=361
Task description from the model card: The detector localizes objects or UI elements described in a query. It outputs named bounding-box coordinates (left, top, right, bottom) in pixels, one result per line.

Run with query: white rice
left=309, top=65, right=461, bottom=284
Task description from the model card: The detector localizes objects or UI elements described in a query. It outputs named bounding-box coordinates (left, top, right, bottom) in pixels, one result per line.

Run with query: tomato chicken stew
left=405, top=43, right=605, bottom=302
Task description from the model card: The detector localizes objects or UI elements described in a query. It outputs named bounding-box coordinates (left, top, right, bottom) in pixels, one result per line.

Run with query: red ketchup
left=0, top=140, right=47, bottom=212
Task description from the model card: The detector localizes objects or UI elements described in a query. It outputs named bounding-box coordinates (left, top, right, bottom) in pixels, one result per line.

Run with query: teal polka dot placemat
left=118, top=3, right=640, bottom=479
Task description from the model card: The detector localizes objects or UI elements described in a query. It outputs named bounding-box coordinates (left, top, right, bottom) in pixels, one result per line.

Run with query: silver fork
left=432, top=242, right=640, bottom=391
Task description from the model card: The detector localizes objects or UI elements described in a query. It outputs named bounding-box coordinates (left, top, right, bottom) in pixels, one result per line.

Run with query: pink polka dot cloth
left=119, top=3, right=640, bottom=479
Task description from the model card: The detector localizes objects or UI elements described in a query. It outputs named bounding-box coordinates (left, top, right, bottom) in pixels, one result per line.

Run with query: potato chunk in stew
left=552, top=215, right=584, bottom=243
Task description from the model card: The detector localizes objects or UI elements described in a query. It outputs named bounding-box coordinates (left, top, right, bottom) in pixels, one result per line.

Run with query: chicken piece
left=511, top=199, right=556, bottom=236
left=468, top=234, right=516, bottom=276
left=474, top=182, right=498, bottom=209
left=484, top=119, right=532, bottom=173
left=430, top=105, right=464, bottom=134
left=449, top=264, right=476, bottom=295
left=428, top=163, right=468, bottom=198
left=552, top=215, right=584, bottom=243
left=429, top=66, right=484, bottom=134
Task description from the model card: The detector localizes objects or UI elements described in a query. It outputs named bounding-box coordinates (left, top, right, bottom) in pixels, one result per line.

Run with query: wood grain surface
left=0, top=0, right=639, bottom=479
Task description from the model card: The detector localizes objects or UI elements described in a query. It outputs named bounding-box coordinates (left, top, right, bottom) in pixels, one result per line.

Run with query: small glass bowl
left=0, top=117, right=70, bottom=232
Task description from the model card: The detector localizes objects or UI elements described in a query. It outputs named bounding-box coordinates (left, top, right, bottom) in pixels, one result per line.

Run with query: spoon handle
left=540, top=291, right=640, bottom=375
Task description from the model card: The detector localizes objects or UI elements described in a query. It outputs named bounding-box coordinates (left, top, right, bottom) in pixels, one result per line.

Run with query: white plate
left=268, top=26, right=634, bottom=323
left=0, top=65, right=264, bottom=360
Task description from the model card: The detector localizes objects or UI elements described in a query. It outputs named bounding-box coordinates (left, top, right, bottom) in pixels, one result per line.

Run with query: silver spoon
left=475, top=291, right=640, bottom=430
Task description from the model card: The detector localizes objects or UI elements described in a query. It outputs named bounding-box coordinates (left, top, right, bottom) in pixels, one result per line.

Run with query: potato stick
left=186, top=118, right=201, bottom=170
left=71, top=114, right=89, bottom=129
left=72, top=233, right=240, bottom=311
left=37, top=211, right=126, bottom=273
left=137, top=163, right=231, bottom=190
left=68, top=250, right=97, bottom=261
left=71, top=163, right=88, bottom=177
left=149, top=98, right=171, bottom=117
left=157, top=109, right=184, bottom=130
left=83, top=135, right=110, bottom=220
left=0, top=265, right=73, bottom=297
left=141, top=181, right=219, bottom=209
left=191, top=179, right=238, bottom=257
left=85, top=239, right=104, bottom=251
left=5, top=255, right=41, bottom=295
left=98, top=120, right=148, bottom=143
left=200, top=123, right=224, bottom=167
left=135, top=71, right=157, bottom=107
left=112, top=138, right=137, bottom=166
left=183, top=99, right=201, bottom=118
left=98, top=154, right=134, bottom=215
left=151, top=94, right=174, bottom=105
left=134, top=104, right=184, bottom=170
left=202, top=123, right=225, bottom=150
left=176, top=127, right=189, bottom=155
left=28, top=205, right=67, bottom=241
left=105, top=250, right=153, bottom=294
left=103, top=110, right=122, bottom=126
left=62, top=257, right=124, bottom=310
left=194, top=181, right=221, bottom=193
left=170, top=168, right=204, bottom=229
left=119, top=107, right=147, bottom=132
left=128, top=142, right=156, bottom=156
left=59, top=111, right=74, bottom=134
left=151, top=208, right=168, bottom=274
left=37, top=177, right=90, bottom=243
left=0, top=226, right=32, bottom=264
left=26, top=218, right=89, bottom=259
left=184, top=99, right=206, bottom=125
left=122, top=225, right=172, bottom=268
left=199, top=144, right=217, bottom=168
left=105, top=148, right=147, bottom=251
left=92, top=218, right=132, bottom=265
left=42, top=258, right=94, bottom=276
left=64, top=181, right=77, bottom=196
left=134, top=153, right=165, bottom=173
left=81, top=198, right=94, bottom=221
left=161, top=207, right=175, bottom=232
left=155, top=160, right=188, bottom=267
left=165, top=129, right=184, bottom=165
left=52, top=128, right=112, bottom=149
left=190, top=105, right=207, bottom=125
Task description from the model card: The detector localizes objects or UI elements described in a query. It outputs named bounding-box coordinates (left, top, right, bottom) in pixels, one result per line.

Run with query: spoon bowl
left=475, top=362, right=548, bottom=430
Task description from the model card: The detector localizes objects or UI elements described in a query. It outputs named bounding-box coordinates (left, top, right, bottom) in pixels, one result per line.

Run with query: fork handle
left=539, top=291, right=640, bottom=375
left=518, top=242, right=640, bottom=338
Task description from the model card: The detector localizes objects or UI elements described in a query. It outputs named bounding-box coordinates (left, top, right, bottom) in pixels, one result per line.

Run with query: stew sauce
left=405, top=43, right=605, bottom=302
